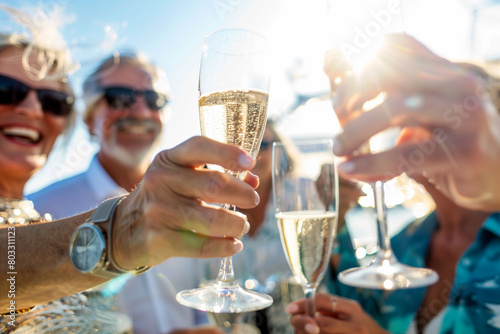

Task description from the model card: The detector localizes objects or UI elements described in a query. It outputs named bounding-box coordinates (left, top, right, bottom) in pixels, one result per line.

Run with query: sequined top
left=0, top=197, right=131, bottom=334
left=0, top=197, right=49, bottom=225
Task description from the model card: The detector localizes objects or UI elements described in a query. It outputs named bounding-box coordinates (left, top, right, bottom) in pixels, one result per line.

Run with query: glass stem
left=372, top=181, right=391, bottom=253
left=216, top=256, right=236, bottom=283
left=215, top=202, right=238, bottom=287
left=303, top=287, right=316, bottom=318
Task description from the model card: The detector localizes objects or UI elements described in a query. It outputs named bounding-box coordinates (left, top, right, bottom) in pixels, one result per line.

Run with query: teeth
left=115, top=119, right=159, bottom=135
left=126, top=124, right=149, bottom=134
left=2, top=127, right=40, bottom=142
left=120, top=123, right=156, bottom=134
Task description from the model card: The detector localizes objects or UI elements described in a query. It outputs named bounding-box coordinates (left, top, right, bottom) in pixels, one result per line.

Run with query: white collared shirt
left=27, top=155, right=127, bottom=220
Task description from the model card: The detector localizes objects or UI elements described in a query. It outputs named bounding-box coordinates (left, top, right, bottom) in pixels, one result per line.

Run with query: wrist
left=69, top=195, right=150, bottom=278
left=111, top=193, right=149, bottom=270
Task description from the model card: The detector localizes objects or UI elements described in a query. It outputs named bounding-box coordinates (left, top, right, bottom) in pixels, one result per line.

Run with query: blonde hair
left=0, top=5, right=78, bottom=133
left=82, top=50, right=171, bottom=124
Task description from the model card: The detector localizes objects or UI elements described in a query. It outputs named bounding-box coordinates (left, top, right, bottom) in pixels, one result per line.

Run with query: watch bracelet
left=106, top=195, right=150, bottom=276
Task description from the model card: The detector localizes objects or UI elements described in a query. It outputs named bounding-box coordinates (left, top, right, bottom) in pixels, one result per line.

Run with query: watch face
left=70, top=223, right=106, bottom=273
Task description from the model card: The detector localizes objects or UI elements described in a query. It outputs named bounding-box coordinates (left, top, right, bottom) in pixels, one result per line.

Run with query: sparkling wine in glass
left=176, top=28, right=272, bottom=313
left=272, top=139, right=339, bottom=317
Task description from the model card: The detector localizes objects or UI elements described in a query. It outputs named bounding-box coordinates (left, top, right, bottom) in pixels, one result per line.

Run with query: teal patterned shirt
left=327, top=212, right=500, bottom=333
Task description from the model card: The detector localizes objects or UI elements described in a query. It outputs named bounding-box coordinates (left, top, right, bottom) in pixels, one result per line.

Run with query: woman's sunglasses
left=102, top=86, right=169, bottom=111
left=0, top=74, right=74, bottom=116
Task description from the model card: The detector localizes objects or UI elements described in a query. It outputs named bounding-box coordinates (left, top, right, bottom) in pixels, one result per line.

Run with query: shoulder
left=28, top=172, right=90, bottom=200
left=27, top=172, right=96, bottom=220
left=392, top=212, right=438, bottom=244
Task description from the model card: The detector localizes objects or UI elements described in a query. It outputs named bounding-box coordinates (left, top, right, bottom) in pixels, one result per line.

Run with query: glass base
left=176, top=280, right=273, bottom=313
left=338, top=251, right=439, bottom=290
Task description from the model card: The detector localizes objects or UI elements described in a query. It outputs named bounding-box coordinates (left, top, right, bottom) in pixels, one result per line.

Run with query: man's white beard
left=98, top=119, right=162, bottom=168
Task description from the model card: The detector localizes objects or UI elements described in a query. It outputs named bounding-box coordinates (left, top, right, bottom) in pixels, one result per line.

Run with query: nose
left=128, top=95, right=154, bottom=118
left=15, top=90, right=44, bottom=118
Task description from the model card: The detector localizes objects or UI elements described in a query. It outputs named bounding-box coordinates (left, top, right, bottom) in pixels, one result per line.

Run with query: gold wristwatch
left=69, top=195, right=150, bottom=278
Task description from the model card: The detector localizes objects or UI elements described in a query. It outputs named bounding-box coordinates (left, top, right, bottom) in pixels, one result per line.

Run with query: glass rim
left=203, top=27, right=267, bottom=56
left=272, top=138, right=334, bottom=148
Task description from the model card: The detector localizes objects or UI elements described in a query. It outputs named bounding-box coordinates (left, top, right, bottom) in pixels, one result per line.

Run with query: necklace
left=0, top=197, right=50, bottom=317
left=0, top=197, right=50, bottom=225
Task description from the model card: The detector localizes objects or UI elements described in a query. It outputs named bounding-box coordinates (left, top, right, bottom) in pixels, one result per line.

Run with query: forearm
left=0, top=211, right=107, bottom=310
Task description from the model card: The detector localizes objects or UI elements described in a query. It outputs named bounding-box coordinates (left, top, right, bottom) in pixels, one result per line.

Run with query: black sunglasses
left=0, top=74, right=74, bottom=116
left=102, top=86, right=168, bottom=111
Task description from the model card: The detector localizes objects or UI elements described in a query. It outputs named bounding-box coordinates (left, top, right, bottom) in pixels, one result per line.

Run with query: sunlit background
left=2, top=0, right=499, bottom=259
left=0, top=0, right=494, bottom=191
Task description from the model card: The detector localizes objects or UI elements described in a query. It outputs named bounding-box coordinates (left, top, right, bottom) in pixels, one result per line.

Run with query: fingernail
left=254, top=191, right=260, bottom=206
left=234, top=240, right=243, bottom=253
left=234, top=212, right=250, bottom=236
left=239, top=154, right=254, bottom=169
left=332, top=138, right=342, bottom=156
left=285, top=303, right=298, bottom=314
left=338, top=161, right=354, bottom=173
left=305, top=324, right=320, bottom=334
left=243, top=220, right=250, bottom=235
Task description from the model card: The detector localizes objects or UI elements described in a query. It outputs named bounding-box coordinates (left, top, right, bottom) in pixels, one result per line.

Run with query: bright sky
left=1, top=0, right=496, bottom=194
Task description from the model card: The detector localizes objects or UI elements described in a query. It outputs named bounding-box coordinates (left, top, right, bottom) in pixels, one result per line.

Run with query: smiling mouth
left=120, top=123, right=154, bottom=135
left=1, top=126, right=42, bottom=144
left=115, top=118, right=160, bottom=135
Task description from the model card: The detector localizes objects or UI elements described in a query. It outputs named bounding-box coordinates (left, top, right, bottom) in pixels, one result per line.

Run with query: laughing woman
left=0, top=6, right=131, bottom=334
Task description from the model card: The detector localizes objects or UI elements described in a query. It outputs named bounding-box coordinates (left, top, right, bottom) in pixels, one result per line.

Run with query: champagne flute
left=324, top=0, right=438, bottom=290
left=272, top=139, right=339, bottom=317
left=336, top=104, right=439, bottom=290
left=176, top=28, right=273, bottom=313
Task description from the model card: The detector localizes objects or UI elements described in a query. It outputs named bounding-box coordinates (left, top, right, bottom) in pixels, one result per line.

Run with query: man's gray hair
left=82, top=50, right=171, bottom=123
